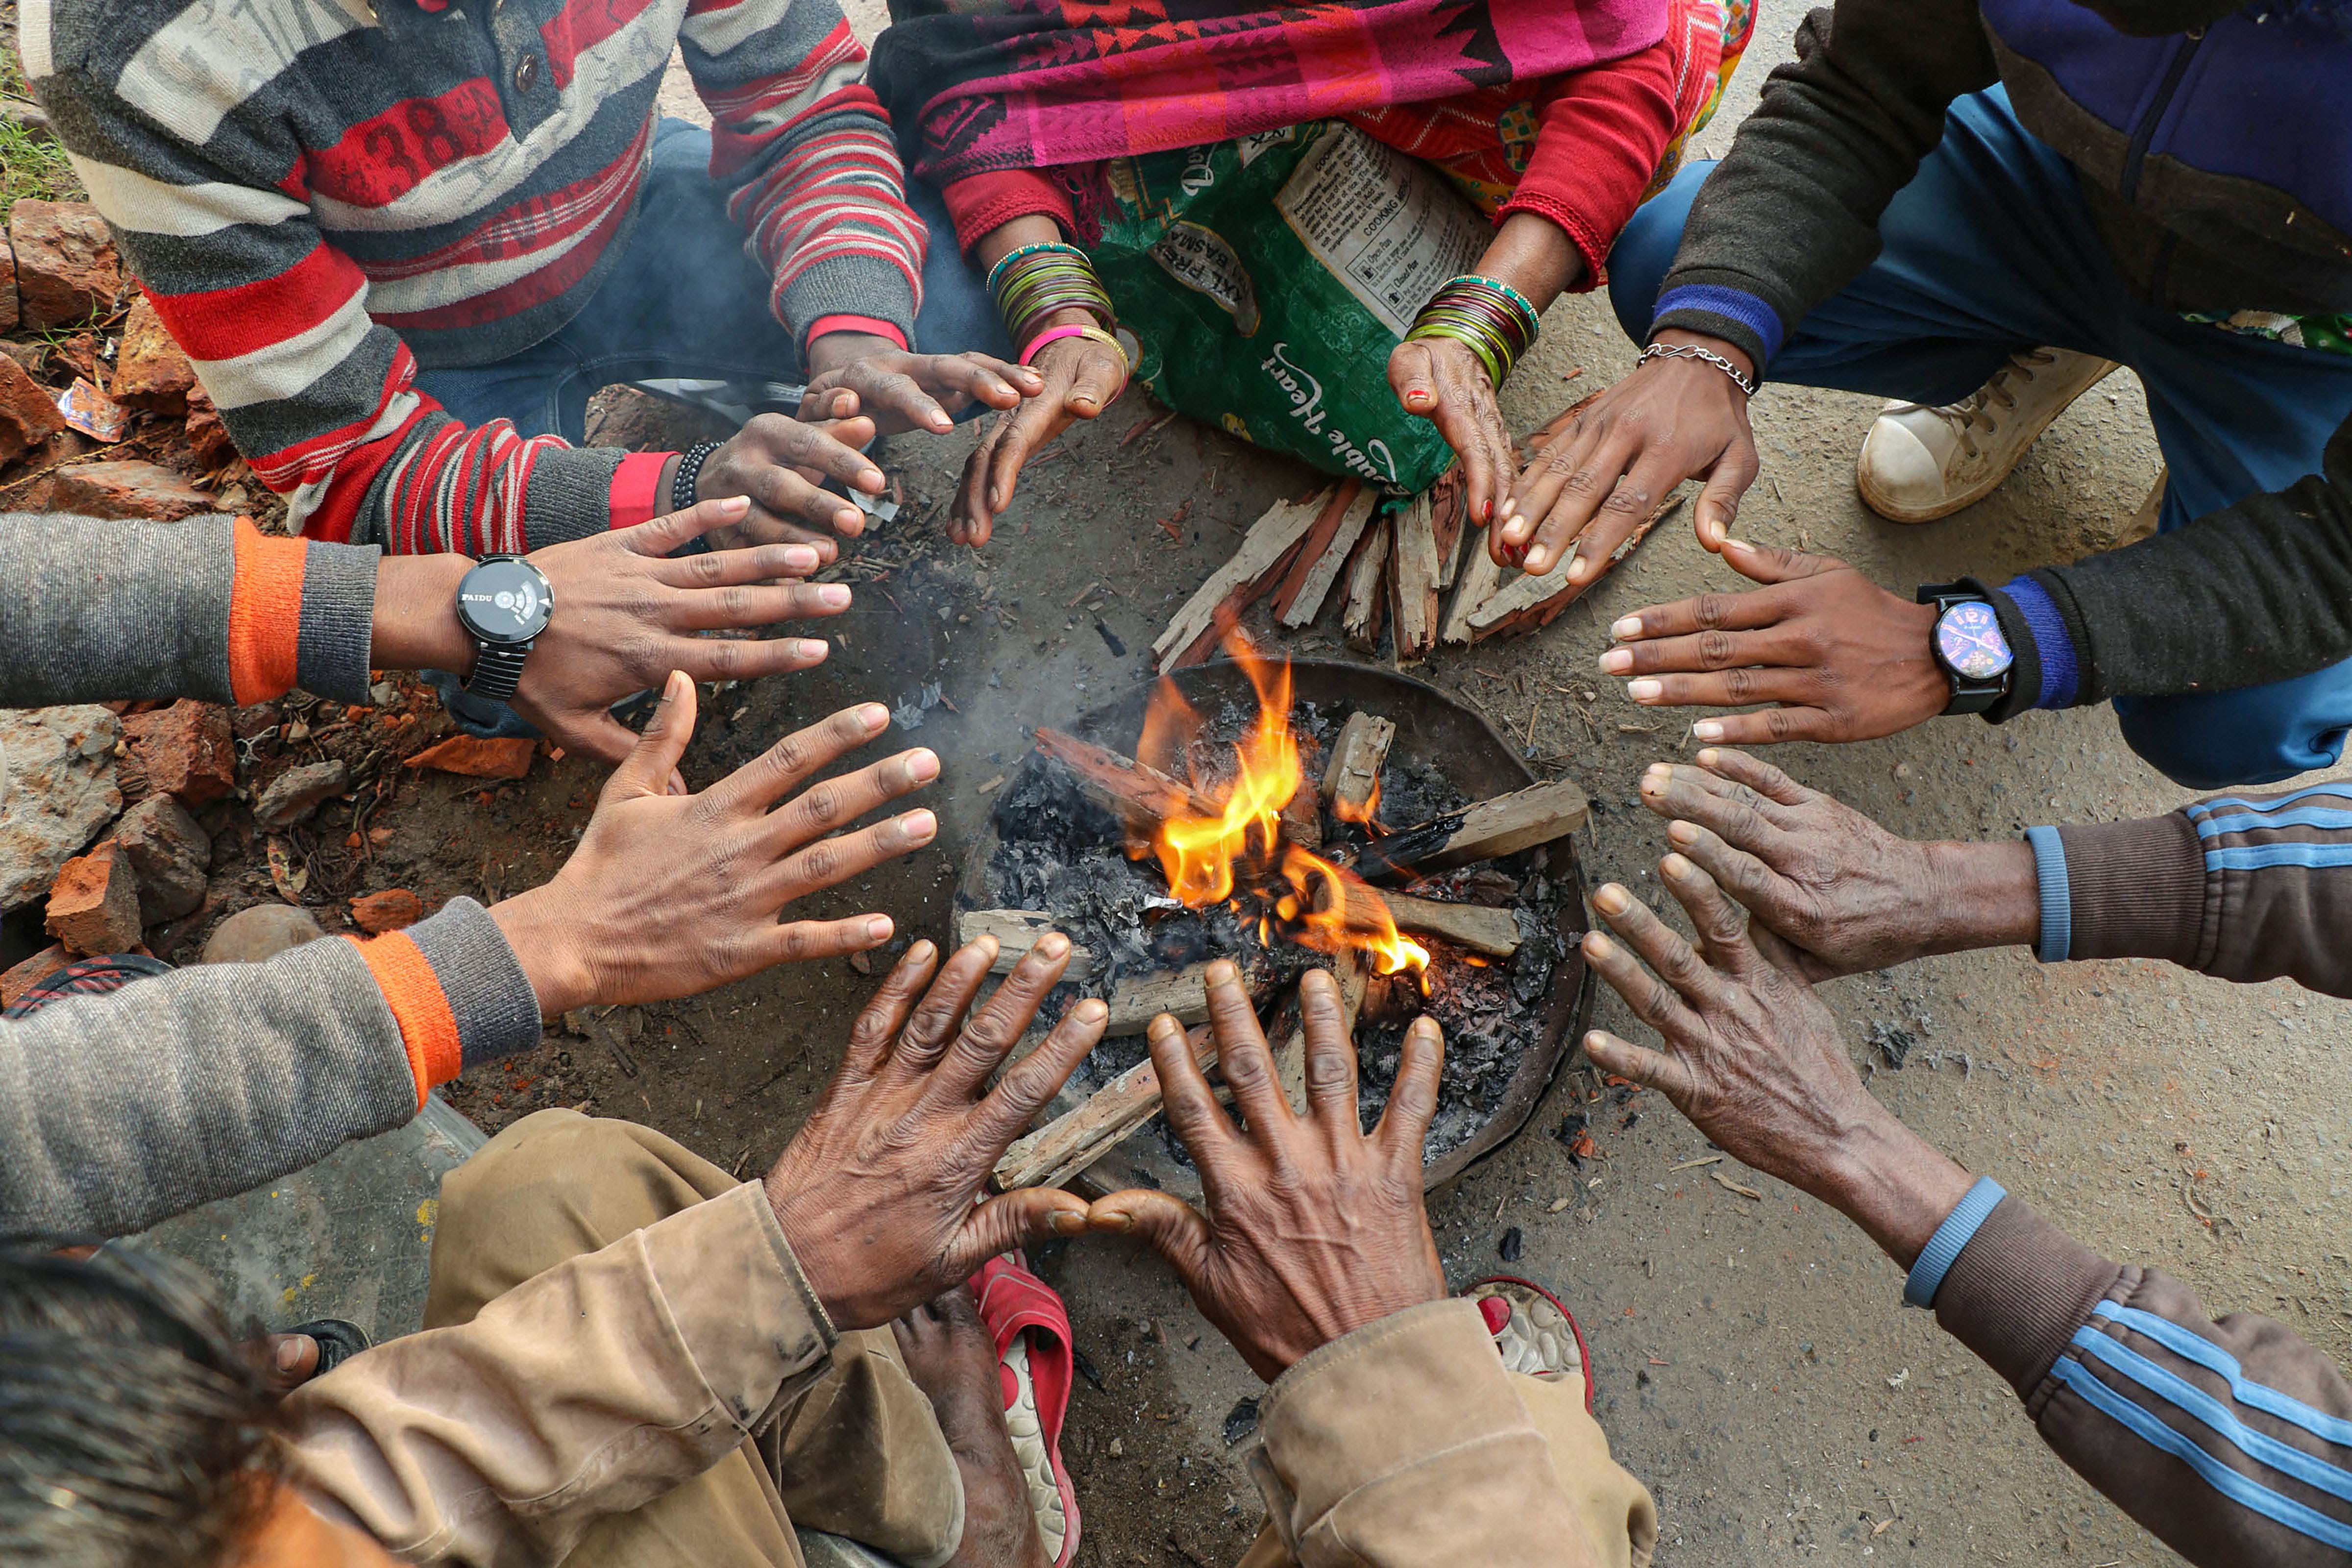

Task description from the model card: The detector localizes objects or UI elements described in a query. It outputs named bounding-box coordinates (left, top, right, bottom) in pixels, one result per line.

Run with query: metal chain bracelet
left=1638, top=341, right=1759, bottom=397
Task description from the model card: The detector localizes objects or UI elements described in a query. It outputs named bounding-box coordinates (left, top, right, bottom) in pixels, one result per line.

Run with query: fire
left=1143, top=634, right=1429, bottom=978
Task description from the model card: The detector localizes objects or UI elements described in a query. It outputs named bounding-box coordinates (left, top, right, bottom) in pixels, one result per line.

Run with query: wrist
left=1922, top=838, right=2041, bottom=955
left=488, top=885, right=594, bottom=1019
left=805, top=329, right=898, bottom=378
left=1650, top=328, right=1755, bottom=387
left=1814, top=1111, right=1977, bottom=1271
left=372, top=555, right=476, bottom=677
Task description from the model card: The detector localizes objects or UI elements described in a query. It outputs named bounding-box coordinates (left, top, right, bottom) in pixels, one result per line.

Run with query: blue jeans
left=415, top=118, right=1009, bottom=441
left=1607, top=88, right=2352, bottom=790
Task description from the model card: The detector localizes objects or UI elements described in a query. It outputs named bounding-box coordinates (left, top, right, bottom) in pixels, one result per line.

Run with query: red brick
left=0, top=349, right=64, bottom=466
left=349, top=888, right=425, bottom=934
left=110, top=294, right=195, bottom=413
left=404, top=735, right=537, bottom=780
left=7, top=200, right=120, bottom=329
left=183, top=387, right=236, bottom=469
left=50, top=459, right=211, bottom=522
left=0, top=944, right=68, bottom=1007
left=45, top=841, right=144, bottom=956
left=122, top=701, right=236, bottom=804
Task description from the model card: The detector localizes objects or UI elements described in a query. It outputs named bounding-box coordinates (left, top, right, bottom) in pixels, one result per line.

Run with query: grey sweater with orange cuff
left=0, top=512, right=542, bottom=1237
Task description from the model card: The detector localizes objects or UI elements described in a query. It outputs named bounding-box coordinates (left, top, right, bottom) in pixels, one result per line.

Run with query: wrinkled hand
left=1389, top=335, right=1516, bottom=531
left=1085, top=964, right=1447, bottom=1381
left=695, top=408, right=887, bottom=554
left=952, top=325, right=1128, bottom=546
left=764, top=935, right=1108, bottom=1330
left=1602, top=540, right=1945, bottom=745
left=1494, top=331, right=1757, bottom=575
left=510, top=498, right=847, bottom=764
left=1579, top=857, right=1974, bottom=1264
left=488, top=677, right=936, bottom=1018
left=801, top=333, right=1042, bottom=438
left=1637, top=749, right=2040, bottom=979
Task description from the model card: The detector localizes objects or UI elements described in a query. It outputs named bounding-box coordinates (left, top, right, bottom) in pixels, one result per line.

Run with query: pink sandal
left=970, top=1253, right=1081, bottom=1568
left=1464, top=1274, right=1597, bottom=1412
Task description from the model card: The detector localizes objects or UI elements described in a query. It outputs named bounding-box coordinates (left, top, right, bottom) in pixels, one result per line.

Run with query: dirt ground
left=194, top=7, right=2352, bottom=1563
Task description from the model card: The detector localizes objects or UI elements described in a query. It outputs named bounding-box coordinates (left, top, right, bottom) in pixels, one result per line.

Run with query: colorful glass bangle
left=1076, top=325, right=1132, bottom=373
left=1019, top=323, right=1093, bottom=365
left=986, top=241, right=1090, bottom=296
left=1403, top=274, right=1541, bottom=387
left=1454, top=274, right=1542, bottom=336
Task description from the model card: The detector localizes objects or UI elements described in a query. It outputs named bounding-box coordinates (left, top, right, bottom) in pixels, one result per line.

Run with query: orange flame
left=1145, top=633, right=1429, bottom=977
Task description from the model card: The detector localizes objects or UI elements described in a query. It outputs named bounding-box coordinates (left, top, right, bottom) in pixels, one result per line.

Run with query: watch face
left=456, top=558, right=553, bottom=645
left=1935, top=600, right=2013, bottom=682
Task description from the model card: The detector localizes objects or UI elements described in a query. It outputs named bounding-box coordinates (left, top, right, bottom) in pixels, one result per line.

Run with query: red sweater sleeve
left=1501, top=0, right=1715, bottom=290
left=941, top=169, right=1079, bottom=258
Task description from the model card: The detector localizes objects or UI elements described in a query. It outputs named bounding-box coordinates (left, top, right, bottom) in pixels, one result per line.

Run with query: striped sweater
left=20, top=0, right=925, bottom=553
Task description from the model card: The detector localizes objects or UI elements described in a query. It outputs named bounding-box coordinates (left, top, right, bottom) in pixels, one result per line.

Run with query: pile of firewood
left=1152, top=397, right=1685, bottom=670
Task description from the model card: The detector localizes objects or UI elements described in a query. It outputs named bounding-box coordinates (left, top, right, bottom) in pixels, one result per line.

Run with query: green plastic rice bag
left=1092, top=122, right=1490, bottom=496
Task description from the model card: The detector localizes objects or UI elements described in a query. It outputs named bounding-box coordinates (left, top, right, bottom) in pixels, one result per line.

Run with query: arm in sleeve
left=2020, top=780, right=2352, bottom=998
left=1248, top=1299, right=1607, bottom=1567
left=286, top=1181, right=838, bottom=1568
left=1499, top=0, right=1700, bottom=290
left=1646, top=0, right=1997, bottom=370
left=1918, top=1187, right=2352, bottom=1568
left=681, top=0, right=926, bottom=358
left=0, top=899, right=539, bottom=1237
left=30, top=70, right=667, bottom=553
left=0, top=513, right=377, bottom=708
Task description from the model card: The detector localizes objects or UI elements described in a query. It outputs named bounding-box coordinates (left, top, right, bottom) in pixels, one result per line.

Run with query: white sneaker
left=1856, top=348, right=2119, bottom=523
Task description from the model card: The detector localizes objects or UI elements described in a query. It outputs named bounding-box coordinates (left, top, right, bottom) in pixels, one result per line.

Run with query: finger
left=1607, top=585, right=1795, bottom=642
left=1429, top=364, right=1510, bottom=529
left=622, top=494, right=756, bottom=556
left=930, top=933, right=1076, bottom=1100
left=1665, top=820, right=1800, bottom=929
left=1500, top=416, right=1636, bottom=563
left=1062, top=344, right=1127, bottom=420
left=658, top=633, right=832, bottom=686
left=655, top=540, right=826, bottom=588
left=1638, top=761, right=1801, bottom=844
left=1373, top=1015, right=1444, bottom=1161
left=729, top=508, right=844, bottom=557
left=265, top=1332, right=320, bottom=1386
left=984, top=397, right=1068, bottom=513
left=739, top=466, right=867, bottom=539
left=603, top=670, right=695, bottom=800
left=705, top=702, right=889, bottom=816
left=529, top=707, right=643, bottom=769
left=1656, top=852, right=1759, bottom=975
left=918, top=353, right=1030, bottom=414
left=889, top=936, right=1002, bottom=1079
left=750, top=412, right=885, bottom=492
left=947, top=1189, right=1094, bottom=1272
left=1694, top=430, right=1761, bottom=551
left=1388, top=340, right=1440, bottom=416
left=952, top=436, right=999, bottom=547
left=765, top=807, right=940, bottom=902
left=1081, top=1188, right=1215, bottom=1282
left=1601, top=626, right=1803, bottom=680
left=1145, top=1012, right=1237, bottom=1163
left=1622, top=668, right=1822, bottom=711
left=1583, top=891, right=1719, bottom=1023
left=840, top=939, right=940, bottom=1080
left=848, top=363, right=954, bottom=434
left=971, top=996, right=1111, bottom=1150
left=1295, top=968, right=1360, bottom=1135
left=1200, top=959, right=1291, bottom=1133
left=1693, top=746, right=1815, bottom=808
left=1582, top=1028, right=1699, bottom=1104
left=1720, top=537, right=1841, bottom=586
left=1539, top=441, right=1686, bottom=583
left=753, top=911, right=900, bottom=971
left=1688, top=707, right=1838, bottom=747
left=757, top=746, right=938, bottom=857
left=664, top=582, right=852, bottom=633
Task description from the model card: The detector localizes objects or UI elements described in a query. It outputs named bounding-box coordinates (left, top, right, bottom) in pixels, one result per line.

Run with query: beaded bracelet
left=990, top=244, right=1118, bottom=352
left=1402, top=274, right=1543, bottom=387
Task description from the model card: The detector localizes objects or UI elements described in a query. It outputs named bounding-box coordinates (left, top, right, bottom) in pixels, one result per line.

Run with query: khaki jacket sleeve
left=1247, top=1299, right=1605, bottom=1568
left=283, top=1182, right=837, bottom=1568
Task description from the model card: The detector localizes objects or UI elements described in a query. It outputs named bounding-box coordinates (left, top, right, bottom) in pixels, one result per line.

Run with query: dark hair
left=0, top=1243, right=282, bottom=1567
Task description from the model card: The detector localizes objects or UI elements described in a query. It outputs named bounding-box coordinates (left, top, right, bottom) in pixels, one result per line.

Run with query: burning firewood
left=1342, top=517, right=1390, bottom=654
left=1032, top=727, right=1215, bottom=845
left=1281, top=732, right=1323, bottom=851
left=1272, top=482, right=1378, bottom=629
left=992, top=1024, right=1218, bottom=1192
left=1352, top=778, right=1590, bottom=885
left=1320, top=711, right=1394, bottom=824
left=1388, top=492, right=1442, bottom=665
left=1152, top=490, right=1331, bottom=670
left=1105, top=960, right=1217, bottom=1034
left=954, top=909, right=1097, bottom=982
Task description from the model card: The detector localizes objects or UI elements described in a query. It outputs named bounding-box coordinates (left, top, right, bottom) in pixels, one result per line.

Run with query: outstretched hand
left=764, top=935, right=1108, bottom=1330
left=1389, top=335, right=1517, bottom=532
left=800, top=333, right=1043, bottom=437
left=1602, top=540, right=1945, bottom=745
left=487, top=676, right=937, bottom=1019
left=951, top=330, right=1128, bottom=546
left=1084, top=963, right=1448, bottom=1381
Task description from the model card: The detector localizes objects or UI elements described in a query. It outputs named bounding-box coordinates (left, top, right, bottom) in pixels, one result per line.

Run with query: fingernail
left=1593, top=884, right=1630, bottom=915
left=1410, top=1016, right=1441, bottom=1044
left=1093, top=1207, right=1134, bottom=1234
left=1049, top=1209, right=1088, bottom=1235
left=1628, top=679, right=1662, bottom=702
left=1074, top=998, right=1108, bottom=1023
left=1724, top=538, right=1754, bottom=553
left=716, top=495, right=751, bottom=516
left=1036, top=931, right=1070, bottom=959
left=1205, top=958, right=1238, bottom=987
left=1667, top=819, right=1697, bottom=844
left=797, top=640, right=830, bottom=661
left=861, top=468, right=884, bottom=489
left=274, top=1338, right=308, bottom=1372
left=901, top=809, right=937, bottom=843
left=1524, top=550, right=1549, bottom=573
left=817, top=540, right=839, bottom=563
left=859, top=703, right=889, bottom=730
left=1693, top=721, right=1724, bottom=741
left=1497, top=498, right=1517, bottom=524
left=782, top=546, right=820, bottom=573
left=1696, top=747, right=1720, bottom=766
left=906, top=749, right=939, bottom=783
left=1584, top=1029, right=1610, bottom=1054
left=1565, top=553, right=1590, bottom=583
left=865, top=916, right=894, bottom=941
left=1610, top=616, right=1642, bottom=640
left=1663, top=854, right=1692, bottom=880
left=1598, top=648, right=1632, bottom=674
left=906, top=939, right=936, bottom=964
left=1584, top=932, right=1617, bottom=959
left=1642, top=766, right=1668, bottom=792
left=819, top=585, right=851, bottom=608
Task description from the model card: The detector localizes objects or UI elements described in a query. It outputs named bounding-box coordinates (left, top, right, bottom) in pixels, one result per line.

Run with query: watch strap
left=465, top=639, right=531, bottom=703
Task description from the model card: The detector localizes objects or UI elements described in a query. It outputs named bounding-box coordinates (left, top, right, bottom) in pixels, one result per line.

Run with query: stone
left=349, top=887, right=424, bottom=934
left=0, top=102, right=52, bottom=143
left=0, top=233, right=15, bottom=334
left=0, top=943, right=68, bottom=1008
left=0, top=340, right=40, bottom=375
left=252, top=759, right=349, bottom=827
left=8, top=200, right=120, bottom=329
left=111, top=294, right=195, bottom=413
left=0, top=705, right=122, bottom=910
left=113, top=792, right=212, bottom=923
left=45, top=840, right=144, bottom=956
left=403, top=735, right=536, bottom=780
left=183, top=387, right=236, bottom=470
left=122, top=701, right=235, bottom=804
left=0, top=348, right=65, bottom=465
left=49, top=459, right=212, bottom=522
left=200, top=903, right=326, bottom=965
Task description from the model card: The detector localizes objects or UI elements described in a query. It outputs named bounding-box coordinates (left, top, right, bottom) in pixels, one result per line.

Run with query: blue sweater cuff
left=2023, top=825, right=2071, bottom=963
left=1997, top=576, right=2078, bottom=708
left=1650, top=284, right=1786, bottom=364
left=1904, top=1177, right=2008, bottom=1309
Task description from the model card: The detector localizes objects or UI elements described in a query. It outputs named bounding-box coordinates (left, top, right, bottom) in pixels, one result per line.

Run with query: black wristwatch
left=1916, top=583, right=2014, bottom=716
left=455, top=555, right=555, bottom=704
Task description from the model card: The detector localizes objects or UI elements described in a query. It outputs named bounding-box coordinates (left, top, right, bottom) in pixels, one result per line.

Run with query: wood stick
left=1281, top=732, right=1323, bottom=852
left=1351, top=777, right=1591, bottom=884
left=1104, top=960, right=1216, bottom=1034
left=1342, top=516, right=1390, bottom=654
left=1273, top=482, right=1376, bottom=628
left=953, top=909, right=1097, bottom=981
left=1388, top=493, right=1441, bottom=665
left=1429, top=470, right=1467, bottom=590
left=1441, top=527, right=1504, bottom=646
left=992, top=1025, right=1217, bottom=1191
left=1467, top=493, right=1686, bottom=643
left=1320, top=711, right=1394, bottom=822
left=1032, top=728, right=1215, bottom=843
left=1152, top=492, right=1326, bottom=669
left=1371, top=890, right=1520, bottom=958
